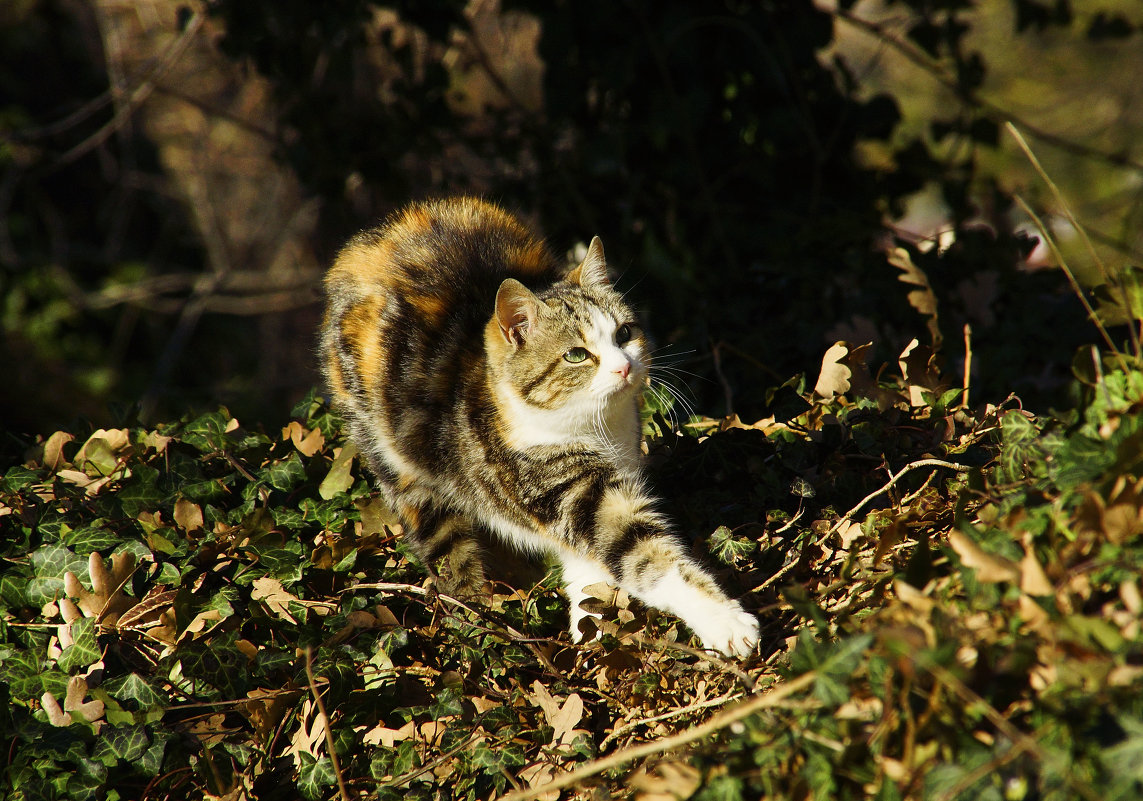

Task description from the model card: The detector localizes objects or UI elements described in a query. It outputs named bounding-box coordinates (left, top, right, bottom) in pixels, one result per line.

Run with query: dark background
left=3, top=0, right=1142, bottom=438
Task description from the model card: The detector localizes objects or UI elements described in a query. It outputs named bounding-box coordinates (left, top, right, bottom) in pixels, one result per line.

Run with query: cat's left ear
left=495, top=279, right=539, bottom=347
left=567, top=237, right=610, bottom=288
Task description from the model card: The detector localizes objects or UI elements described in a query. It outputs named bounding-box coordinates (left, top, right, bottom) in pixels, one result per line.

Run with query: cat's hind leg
left=391, top=494, right=488, bottom=597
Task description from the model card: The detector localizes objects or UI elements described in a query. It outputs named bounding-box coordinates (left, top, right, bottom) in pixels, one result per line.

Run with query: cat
left=320, top=197, right=759, bottom=657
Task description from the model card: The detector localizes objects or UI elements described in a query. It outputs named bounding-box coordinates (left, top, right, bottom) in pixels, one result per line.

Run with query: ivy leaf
left=709, top=525, right=758, bottom=564
left=62, top=520, right=125, bottom=554
left=180, top=409, right=239, bottom=454
left=28, top=544, right=87, bottom=606
left=92, top=724, right=150, bottom=766
left=117, top=464, right=163, bottom=517
left=297, top=754, right=338, bottom=801
left=57, top=616, right=100, bottom=673
left=263, top=452, right=306, bottom=493
left=105, top=672, right=168, bottom=711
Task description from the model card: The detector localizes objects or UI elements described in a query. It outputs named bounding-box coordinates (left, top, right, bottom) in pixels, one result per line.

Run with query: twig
left=921, top=661, right=1101, bottom=801
left=53, top=10, right=206, bottom=168
left=828, top=459, right=971, bottom=535
left=1012, top=195, right=1119, bottom=355
left=961, top=323, right=972, bottom=410
left=598, top=690, right=746, bottom=750
left=750, top=560, right=799, bottom=595
left=495, top=671, right=817, bottom=801
left=303, top=646, right=351, bottom=801
left=1007, top=122, right=1139, bottom=357
left=346, top=581, right=562, bottom=675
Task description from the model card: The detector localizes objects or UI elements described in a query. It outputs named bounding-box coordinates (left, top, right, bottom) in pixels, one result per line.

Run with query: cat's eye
left=563, top=347, right=590, bottom=364
left=615, top=324, right=633, bottom=345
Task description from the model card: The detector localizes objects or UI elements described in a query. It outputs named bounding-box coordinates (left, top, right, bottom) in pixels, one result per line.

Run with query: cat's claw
left=693, top=607, right=760, bottom=658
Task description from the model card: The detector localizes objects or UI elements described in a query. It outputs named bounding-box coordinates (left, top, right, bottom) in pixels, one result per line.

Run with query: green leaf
left=709, top=525, right=758, bottom=564
left=117, top=464, right=163, bottom=517
left=180, top=409, right=238, bottom=453
left=263, top=452, right=305, bottom=493
left=62, top=520, right=124, bottom=554
left=1, top=465, right=41, bottom=494
left=57, top=616, right=100, bottom=673
left=28, top=544, right=87, bottom=606
left=104, top=672, right=168, bottom=711
left=297, top=754, right=337, bottom=801
left=92, top=724, right=150, bottom=766
left=0, top=648, right=67, bottom=701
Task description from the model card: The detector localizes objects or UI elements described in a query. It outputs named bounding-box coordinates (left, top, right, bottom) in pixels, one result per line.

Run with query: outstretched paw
left=694, top=605, right=760, bottom=658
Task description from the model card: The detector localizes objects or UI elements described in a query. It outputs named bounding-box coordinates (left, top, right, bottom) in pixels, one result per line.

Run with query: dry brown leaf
left=251, top=576, right=299, bottom=623
left=814, top=341, right=877, bottom=400
left=283, top=420, right=325, bottom=457
left=518, top=763, right=562, bottom=801
left=530, top=680, right=585, bottom=745
left=362, top=719, right=414, bottom=748
left=357, top=496, right=400, bottom=537
left=287, top=698, right=326, bottom=767
left=815, top=341, right=855, bottom=398
left=173, top=498, right=205, bottom=534
left=947, top=530, right=1019, bottom=583
left=889, top=247, right=941, bottom=348
left=39, top=431, right=75, bottom=472
left=1018, top=536, right=1054, bottom=596
left=242, top=688, right=301, bottom=739
left=898, top=338, right=946, bottom=407
left=629, top=760, right=701, bottom=801
left=64, top=551, right=137, bottom=625
left=42, top=676, right=105, bottom=728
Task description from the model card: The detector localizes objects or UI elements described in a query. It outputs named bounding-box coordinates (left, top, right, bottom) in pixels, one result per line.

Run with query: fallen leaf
left=64, top=551, right=137, bottom=625
left=174, top=498, right=205, bottom=534
left=39, top=431, right=75, bottom=472
left=283, top=421, right=325, bottom=457
left=518, top=763, right=562, bottom=801
left=1019, top=535, right=1054, bottom=596
left=252, top=576, right=299, bottom=623
left=629, top=760, right=701, bottom=801
left=948, top=530, right=1019, bottom=583
left=889, top=247, right=941, bottom=348
left=319, top=442, right=358, bottom=500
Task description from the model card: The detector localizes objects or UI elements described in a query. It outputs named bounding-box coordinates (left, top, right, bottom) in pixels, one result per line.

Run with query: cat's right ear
left=495, top=279, right=539, bottom=347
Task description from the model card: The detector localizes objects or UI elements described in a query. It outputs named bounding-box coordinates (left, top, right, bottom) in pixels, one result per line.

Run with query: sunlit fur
left=320, top=197, right=759, bottom=656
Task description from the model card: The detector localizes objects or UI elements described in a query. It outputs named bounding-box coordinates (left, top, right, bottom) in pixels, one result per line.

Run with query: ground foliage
left=3, top=330, right=1143, bottom=800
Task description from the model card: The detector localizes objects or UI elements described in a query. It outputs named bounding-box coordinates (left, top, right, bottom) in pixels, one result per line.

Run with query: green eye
left=563, top=347, right=590, bottom=364
left=616, top=324, right=633, bottom=345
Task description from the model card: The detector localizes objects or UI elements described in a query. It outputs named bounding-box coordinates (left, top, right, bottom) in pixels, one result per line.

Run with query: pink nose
left=614, top=362, right=631, bottom=379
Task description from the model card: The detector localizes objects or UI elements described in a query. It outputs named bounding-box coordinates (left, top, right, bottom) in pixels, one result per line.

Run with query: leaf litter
left=2, top=342, right=1143, bottom=801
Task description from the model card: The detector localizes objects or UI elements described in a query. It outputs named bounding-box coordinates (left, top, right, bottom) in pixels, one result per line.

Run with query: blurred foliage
left=5, top=0, right=1140, bottom=435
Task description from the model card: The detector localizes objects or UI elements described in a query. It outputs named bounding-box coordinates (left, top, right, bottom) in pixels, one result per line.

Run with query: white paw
left=692, top=605, right=760, bottom=658
left=568, top=605, right=603, bottom=644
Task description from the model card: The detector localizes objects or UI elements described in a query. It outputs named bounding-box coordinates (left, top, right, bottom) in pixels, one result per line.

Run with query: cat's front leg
left=558, top=551, right=614, bottom=643
left=592, top=488, right=760, bottom=657
left=630, top=554, right=761, bottom=658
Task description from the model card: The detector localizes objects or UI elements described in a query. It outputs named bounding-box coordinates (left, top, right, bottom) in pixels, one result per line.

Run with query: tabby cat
left=320, top=197, right=759, bottom=657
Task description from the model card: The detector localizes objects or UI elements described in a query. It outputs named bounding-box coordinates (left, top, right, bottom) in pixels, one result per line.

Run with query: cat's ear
left=495, top=279, right=539, bottom=347
left=567, top=237, right=610, bottom=288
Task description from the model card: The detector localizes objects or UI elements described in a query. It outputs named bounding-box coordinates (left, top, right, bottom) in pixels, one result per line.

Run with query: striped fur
left=320, top=198, right=759, bottom=656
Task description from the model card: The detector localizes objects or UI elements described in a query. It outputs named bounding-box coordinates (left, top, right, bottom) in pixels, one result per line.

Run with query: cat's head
left=486, top=238, right=649, bottom=419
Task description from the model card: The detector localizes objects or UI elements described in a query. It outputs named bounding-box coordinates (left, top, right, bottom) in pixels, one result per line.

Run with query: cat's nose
left=613, top=361, right=631, bottom=380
